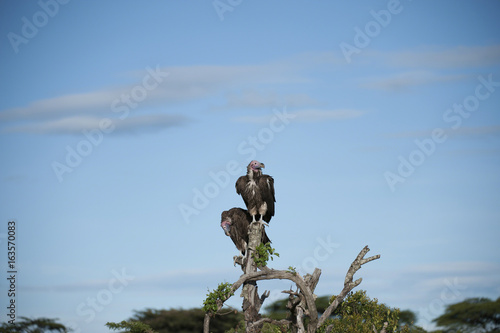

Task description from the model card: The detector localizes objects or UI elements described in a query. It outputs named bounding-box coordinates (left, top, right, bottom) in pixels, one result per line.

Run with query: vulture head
left=220, top=212, right=232, bottom=236
left=248, top=160, right=265, bottom=174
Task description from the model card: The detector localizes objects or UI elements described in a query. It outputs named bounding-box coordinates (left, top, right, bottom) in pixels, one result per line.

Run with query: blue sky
left=1, top=1, right=499, bottom=331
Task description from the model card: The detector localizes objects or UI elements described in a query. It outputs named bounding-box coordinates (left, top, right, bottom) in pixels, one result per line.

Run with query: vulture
left=220, top=207, right=271, bottom=256
left=235, top=160, right=275, bottom=225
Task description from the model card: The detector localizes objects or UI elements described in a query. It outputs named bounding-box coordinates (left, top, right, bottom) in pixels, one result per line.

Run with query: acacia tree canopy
left=0, top=317, right=70, bottom=333
left=432, top=297, right=500, bottom=333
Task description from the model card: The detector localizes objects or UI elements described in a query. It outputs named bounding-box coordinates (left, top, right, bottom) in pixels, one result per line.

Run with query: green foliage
left=0, top=317, right=70, bottom=332
left=404, top=326, right=428, bottom=333
left=317, top=290, right=409, bottom=333
left=106, top=320, right=157, bottom=333
left=253, top=242, right=279, bottom=267
left=432, top=297, right=500, bottom=333
left=287, top=266, right=297, bottom=274
left=399, top=310, right=417, bottom=327
left=398, top=310, right=428, bottom=333
left=202, top=282, right=234, bottom=313
left=261, top=322, right=286, bottom=333
left=264, top=298, right=289, bottom=320
left=264, top=291, right=415, bottom=332
left=315, top=296, right=331, bottom=314
left=222, top=319, right=245, bottom=333
left=127, top=308, right=243, bottom=333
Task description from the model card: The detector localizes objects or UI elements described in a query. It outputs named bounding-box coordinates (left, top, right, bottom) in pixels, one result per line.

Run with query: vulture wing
left=222, top=207, right=272, bottom=255
left=235, top=176, right=250, bottom=209
left=258, top=175, right=275, bottom=223
left=230, top=208, right=250, bottom=254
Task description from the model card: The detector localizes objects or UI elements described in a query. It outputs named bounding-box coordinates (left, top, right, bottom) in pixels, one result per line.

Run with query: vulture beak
left=221, top=221, right=231, bottom=236
left=260, top=162, right=265, bottom=169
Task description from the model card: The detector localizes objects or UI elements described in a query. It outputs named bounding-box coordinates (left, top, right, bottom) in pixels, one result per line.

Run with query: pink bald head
left=249, top=160, right=265, bottom=171
left=221, top=220, right=231, bottom=236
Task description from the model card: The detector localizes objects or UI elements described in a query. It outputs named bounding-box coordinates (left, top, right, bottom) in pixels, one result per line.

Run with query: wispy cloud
left=388, top=261, right=500, bottom=298
left=353, top=45, right=500, bottom=92
left=360, top=70, right=465, bottom=91
left=5, top=45, right=496, bottom=134
left=5, top=114, right=190, bottom=135
left=1, top=64, right=302, bottom=121
left=387, top=125, right=500, bottom=139
left=0, top=63, right=313, bottom=135
left=24, top=267, right=233, bottom=293
left=234, top=108, right=364, bottom=123
left=0, top=90, right=121, bottom=122
left=379, top=44, right=500, bottom=69
left=406, top=261, right=500, bottom=276
left=212, top=89, right=320, bottom=110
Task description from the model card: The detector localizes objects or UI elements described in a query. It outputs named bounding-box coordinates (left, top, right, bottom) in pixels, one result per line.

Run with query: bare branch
left=317, top=246, right=380, bottom=328
left=260, top=290, right=270, bottom=303
left=282, top=289, right=300, bottom=297
left=256, top=290, right=270, bottom=313
left=252, top=317, right=291, bottom=329
left=325, top=324, right=334, bottom=333
left=259, top=265, right=271, bottom=273
left=304, top=268, right=322, bottom=292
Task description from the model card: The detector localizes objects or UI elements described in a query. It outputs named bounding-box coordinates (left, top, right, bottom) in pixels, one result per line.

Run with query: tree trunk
left=241, top=222, right=265, bottom=332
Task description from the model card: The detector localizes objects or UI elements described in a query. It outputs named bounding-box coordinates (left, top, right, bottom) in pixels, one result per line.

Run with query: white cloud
left=234, top=108, right=364, bottom=123
left=392, top=261, right=500, bottom=296
left=293, top=109, right=364, bottom=121
left=354, top=45, right=500, bottom=91
left=310, top=45, right=500, bottom=69
left=24, top=267, right=234, bottom=293
left=213, top=89, right=320, bottom=110
left=407, top=261, right=500, bottom=276
left=6, top=114, right=190, bottom=135
left=361, top=70, right=465, bottom=91
left=134, top=63, right=308, bottom=104
left=6, top=45, right=495, bottom=134
left=379, top=44, right=500, bottom=69
left=387, top=125, right=500, bottom=139
left=0, top=90, right=121, bottom=121
left=0, top=62, right=313, bottom=135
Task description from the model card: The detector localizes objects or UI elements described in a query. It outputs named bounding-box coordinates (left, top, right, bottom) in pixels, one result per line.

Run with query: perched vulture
left=220, top=207, right=271, bottom=256
left=235, top=160, right=275, bottom=225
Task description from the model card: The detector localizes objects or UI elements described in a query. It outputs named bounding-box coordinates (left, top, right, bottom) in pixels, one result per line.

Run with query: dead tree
left=203, top=222, right=381, bottom=333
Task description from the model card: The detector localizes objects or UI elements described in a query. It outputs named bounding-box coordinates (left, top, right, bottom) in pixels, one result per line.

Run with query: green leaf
left=202, top=282, right=234, bottom=314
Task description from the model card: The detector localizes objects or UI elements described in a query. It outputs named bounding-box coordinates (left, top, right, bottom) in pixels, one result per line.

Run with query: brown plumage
left=235, top=160, right=275, bottom=224
left=220, top=207, right=271, bottom=256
